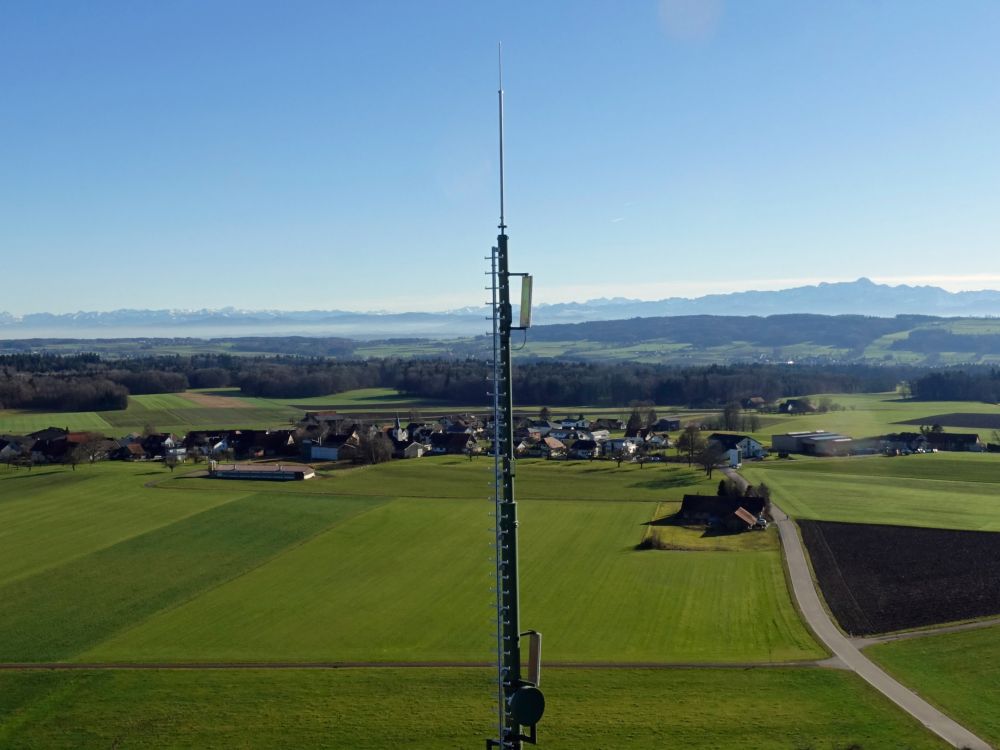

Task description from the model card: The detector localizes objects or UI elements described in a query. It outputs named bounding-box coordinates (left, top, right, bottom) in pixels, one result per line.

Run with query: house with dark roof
left=879, top=432, right=928, bottom=454
left=924, top=432, right=984, bottom=452
left=678, top=494, right=767, bottom=525
left=568, top=439, right=600, bottom=460
left=591, top=418, right=624, bottom=431
left=27, top=427, right=69, bottom=441
left=141, top=433, right=180, bottom=458
left=31, top=436, right=69, bottom=463
left=430, top=432, right=478, bottom=455
left=778, top=399, right=817, bottom=414
left=308, top=432, right=359, bottom=461
left=114, top=442, right=147, bottom=461
left=651, top=417, right=682, bottom=432
left=707, top=433, right=767, bottom=459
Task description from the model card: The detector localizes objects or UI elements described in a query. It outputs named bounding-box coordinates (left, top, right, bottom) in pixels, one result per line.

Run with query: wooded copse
left=0, top=351, right=940, bottom=412
left=909, top=369, right=1000, bottom=403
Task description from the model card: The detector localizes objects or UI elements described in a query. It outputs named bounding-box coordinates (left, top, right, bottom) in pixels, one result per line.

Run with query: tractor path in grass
left=853, top=616, right=1000, bottom=649
left=771, top=500, right=993, bottom=750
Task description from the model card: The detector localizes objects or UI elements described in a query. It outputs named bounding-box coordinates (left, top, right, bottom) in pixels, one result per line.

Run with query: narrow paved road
left=771, top=501, right=992, bottom=750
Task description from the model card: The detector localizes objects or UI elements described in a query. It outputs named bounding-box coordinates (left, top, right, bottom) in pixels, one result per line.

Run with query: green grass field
left=0, top=667, right=947, bottom=749
left=0, top=460, right=819, bottom=665
left=1, top=429, right=976, bottom=746
left=742, top=452, right=1000, bottom=530
left=0, top=464, right=237, bottom=586
left=84, top=498, right=817, bottom=664
left=641, top=501, right=779, bottom=552
left=750, top=392, right=1000, bottom=443
left=0, top=391, right=302, bottom=436
left=868, top=625, right=1000, bottom=747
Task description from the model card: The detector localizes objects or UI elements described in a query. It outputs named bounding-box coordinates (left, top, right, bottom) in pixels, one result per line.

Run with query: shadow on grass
left=643, top=512, right=744, bottom=537
left=0, top=469, right=69, bottom=481
left=628, top=474, right=701, bottom=490
left=637, top=512, right=751, bottom=551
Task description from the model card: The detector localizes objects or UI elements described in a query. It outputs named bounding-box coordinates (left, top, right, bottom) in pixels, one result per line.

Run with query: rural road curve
left=771, top=500, right=992, bottom=750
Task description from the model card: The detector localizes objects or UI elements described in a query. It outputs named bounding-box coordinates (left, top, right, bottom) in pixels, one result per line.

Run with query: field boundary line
left=0, top=659, right=835, bottom=671
left=855, top=615, right=1000, bottom=649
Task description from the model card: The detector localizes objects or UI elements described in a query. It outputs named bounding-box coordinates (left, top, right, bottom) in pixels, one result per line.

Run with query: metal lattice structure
left=486, top=47, right=544, bottom=750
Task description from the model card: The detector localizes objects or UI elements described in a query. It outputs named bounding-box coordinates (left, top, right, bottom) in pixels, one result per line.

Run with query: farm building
left=301, top=410, right=349, bottom=431
left=541, top=436, right=567, bottom=458
left=308, top=432, right=360, bottom=461
left=924, top=432, right=984, bottom=452
left=772, top=430, right=854, bottom=456
left=430, top=432, right=479, bottom=455
left=879, top=432, right=927, bottom=454
left=113, top=442, right=147, bottom=461
left=209, top=462, right=316, bottom=481
left=569, top=439, right=600, bottom=459
left=707, top=433, right=767, bottom=460
left=391, top=439, right=426, bottom=459
left=651, top=417, right=682, bottom=431
left=678, top=495, right=767, bottom=531
left=778, top=398, right=818, bottom=414
left=602, top=437, right=637, bottom=456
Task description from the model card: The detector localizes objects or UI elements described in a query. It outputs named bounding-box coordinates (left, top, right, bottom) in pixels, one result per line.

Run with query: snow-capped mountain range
left=2, top=278, right=999, bottom=339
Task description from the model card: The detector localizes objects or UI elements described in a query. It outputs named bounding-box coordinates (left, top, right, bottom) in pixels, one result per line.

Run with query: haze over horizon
left=4, top=275, right=1000, bottom=317
left=3, top=1, right=999, bottom=315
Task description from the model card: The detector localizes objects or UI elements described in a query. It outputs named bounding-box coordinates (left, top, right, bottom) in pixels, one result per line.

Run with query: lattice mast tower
left=487, top=45, right=545, bottom=750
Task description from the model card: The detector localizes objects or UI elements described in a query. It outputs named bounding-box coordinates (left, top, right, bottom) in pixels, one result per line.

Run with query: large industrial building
left=772, top=430, right=854, bottom=457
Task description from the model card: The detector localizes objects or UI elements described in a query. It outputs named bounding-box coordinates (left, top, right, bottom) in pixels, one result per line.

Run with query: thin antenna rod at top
left=498, top=42, right=506, bottom=232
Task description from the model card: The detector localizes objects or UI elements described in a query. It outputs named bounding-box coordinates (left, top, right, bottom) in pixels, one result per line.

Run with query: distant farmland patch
left=897, top=412, right=1000, bottom=429
left=180, top=391, right=255, bottom=408
left=799, top=520, right=1000, bottom=635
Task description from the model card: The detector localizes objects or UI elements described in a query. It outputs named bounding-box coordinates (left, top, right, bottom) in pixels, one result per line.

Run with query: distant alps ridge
left=2, top=279, right=999, bottom=339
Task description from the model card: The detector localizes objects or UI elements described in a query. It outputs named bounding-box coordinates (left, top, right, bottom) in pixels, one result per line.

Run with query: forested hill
left=527, top=314, right=935, bottom=348
left=472, top=313, right=1000, bottom=366
left=3, top=314, right=1000, bottom=366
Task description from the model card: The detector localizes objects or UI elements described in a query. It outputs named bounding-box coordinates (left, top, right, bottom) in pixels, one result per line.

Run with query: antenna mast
left=487, top=43, right=544, bottom=750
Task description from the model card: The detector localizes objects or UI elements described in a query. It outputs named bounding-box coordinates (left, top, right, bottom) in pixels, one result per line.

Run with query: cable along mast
left=486, top=45, right=544, bottom=750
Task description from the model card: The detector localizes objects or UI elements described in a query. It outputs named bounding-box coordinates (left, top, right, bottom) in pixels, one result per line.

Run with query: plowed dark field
left=799, top=520, right=1000, bottom=635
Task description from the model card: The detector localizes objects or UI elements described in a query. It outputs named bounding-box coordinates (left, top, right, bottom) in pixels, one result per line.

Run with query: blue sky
left=2, top=0, right=999, bottom=314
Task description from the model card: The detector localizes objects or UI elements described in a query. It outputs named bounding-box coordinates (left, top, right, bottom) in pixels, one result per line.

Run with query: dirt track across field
left=853, top=615, right=1000, bottom=649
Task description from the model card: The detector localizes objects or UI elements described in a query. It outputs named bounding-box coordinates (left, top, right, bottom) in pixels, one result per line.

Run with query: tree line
left=910, top=368, right=1000, bottom=403
left=2, top=352, right=923, bottom=412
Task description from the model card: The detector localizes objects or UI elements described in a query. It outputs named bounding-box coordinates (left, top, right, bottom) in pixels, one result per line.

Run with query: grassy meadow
left=748, top=391, right=1000, bottom=443
left=0, top=460, right=820, bottom=665
left=0, top=667, right=948, bottom=749
left=742, top=452, right=1000, bottom=530
left=5, top=388, right=999, bottom=747
left=868, top=625, right=1000, bottom=747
